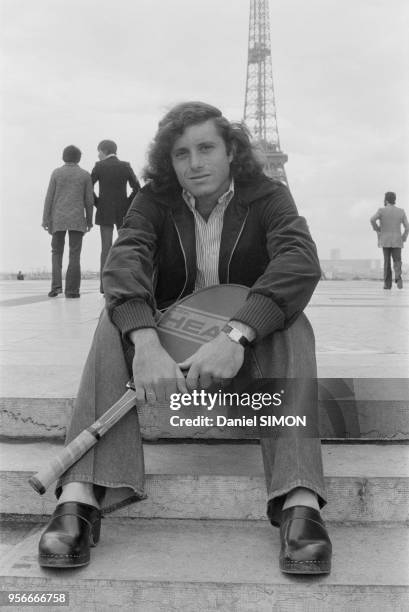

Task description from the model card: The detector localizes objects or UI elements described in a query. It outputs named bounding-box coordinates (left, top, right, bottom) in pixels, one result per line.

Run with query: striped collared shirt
left=182, top=179, right=235, bottom=290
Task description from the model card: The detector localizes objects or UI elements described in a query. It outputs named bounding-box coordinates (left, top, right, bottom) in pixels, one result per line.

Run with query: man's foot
left=396, top=278, right=403, bottom=289
left=65, top=293, right=80, bottom=298
left=383, top=285, right=391, bottom=290
left=279, top=506, right=332, bottom=574
left=48, top=290, right=62, bottom=297
left=38, top=502, right=101, bottom=568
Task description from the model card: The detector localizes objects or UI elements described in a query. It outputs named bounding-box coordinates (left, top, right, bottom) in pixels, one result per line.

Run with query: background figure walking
left=370, top=191, right=409, bottom=289
left=91, top=140, right=140, bottom=293
left=42, top=145, right=93, bottom=298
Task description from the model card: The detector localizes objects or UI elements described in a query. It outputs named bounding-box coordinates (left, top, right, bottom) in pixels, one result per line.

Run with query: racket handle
left=28, top=428, right=99, bottom=495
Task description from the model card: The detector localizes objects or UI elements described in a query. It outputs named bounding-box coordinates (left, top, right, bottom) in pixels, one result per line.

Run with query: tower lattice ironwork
left=243, top=0, right=288, bottom=183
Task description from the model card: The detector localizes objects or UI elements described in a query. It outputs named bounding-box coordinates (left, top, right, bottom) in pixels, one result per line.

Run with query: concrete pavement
left=0, top=279, right=408, bottom=399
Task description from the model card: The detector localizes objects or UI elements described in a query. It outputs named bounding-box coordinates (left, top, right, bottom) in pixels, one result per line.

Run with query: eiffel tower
left=243, top=0, right=288, bottom=184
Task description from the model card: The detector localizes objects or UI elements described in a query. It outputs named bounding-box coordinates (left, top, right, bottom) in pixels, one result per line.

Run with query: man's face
left=170, top=119, right=233, bottom=202
left=98, top=149, right=107, bottom=161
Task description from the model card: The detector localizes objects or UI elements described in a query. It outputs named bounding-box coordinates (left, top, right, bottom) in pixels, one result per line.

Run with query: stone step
left=1, top=441, right=408, bottom=523
left=1, top=377, right=408, bottom=441
left=0, top=521, right=36, bottom=561
left=0, top=520, right=407, bottom=611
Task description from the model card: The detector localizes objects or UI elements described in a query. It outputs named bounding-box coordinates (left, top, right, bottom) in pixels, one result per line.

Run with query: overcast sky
left=1, top=0, right=408, bottom=272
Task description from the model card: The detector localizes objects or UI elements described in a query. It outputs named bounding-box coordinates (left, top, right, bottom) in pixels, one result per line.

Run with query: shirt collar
left=182, top=178, right=235, bottom=212
left=105, top=154, right=117, bottom=159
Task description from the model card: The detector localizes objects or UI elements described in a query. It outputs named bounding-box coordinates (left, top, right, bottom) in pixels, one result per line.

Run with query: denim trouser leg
left=65, top=231, right=83, bottom=295
left=51, top=232, right=65, bottom=292
left=252, top=313, right=326, bottom=526
left=56, top=309, right=146, bottom=513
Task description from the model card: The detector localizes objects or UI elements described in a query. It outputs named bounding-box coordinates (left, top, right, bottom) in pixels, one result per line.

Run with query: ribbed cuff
left=232, top=293, right=285, bottom=340
left=111, top=299, right=157, bottom=338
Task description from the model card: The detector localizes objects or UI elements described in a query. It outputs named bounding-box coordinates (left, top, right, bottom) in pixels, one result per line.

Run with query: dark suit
left=91, top=156, right=140, bottom=227
left=91, top=155, right=140, bottom=292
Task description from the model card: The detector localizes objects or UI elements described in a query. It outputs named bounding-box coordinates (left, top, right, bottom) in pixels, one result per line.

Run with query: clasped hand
left=131, top=330, right=244, bottom=402
left=178, top=333, right=244, bottom=391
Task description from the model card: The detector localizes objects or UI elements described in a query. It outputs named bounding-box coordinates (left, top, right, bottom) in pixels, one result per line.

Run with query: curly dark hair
left=143, top=101, right=263, bottom=192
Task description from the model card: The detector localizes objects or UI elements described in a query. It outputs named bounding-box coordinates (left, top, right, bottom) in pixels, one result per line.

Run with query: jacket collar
left=138, top=175, right=283, bottom=293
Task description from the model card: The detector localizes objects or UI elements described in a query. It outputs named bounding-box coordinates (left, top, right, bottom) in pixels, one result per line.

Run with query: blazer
left=102, top=176, right=321, bottom=342
left=91, top=156, right=140, bottom=227
left=370, top=205, right=409, bottom=248
left=42, top=163, right=93, bottom=233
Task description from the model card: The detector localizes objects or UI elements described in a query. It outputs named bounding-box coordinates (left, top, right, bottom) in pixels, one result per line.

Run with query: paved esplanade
left=0, top=280, right=408, bottom=398
left=0, top=281, right=408, bottom=609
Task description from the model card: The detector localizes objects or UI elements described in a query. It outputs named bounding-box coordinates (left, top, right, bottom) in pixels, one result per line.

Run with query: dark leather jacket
left=103, top=175, right=321, bottom=341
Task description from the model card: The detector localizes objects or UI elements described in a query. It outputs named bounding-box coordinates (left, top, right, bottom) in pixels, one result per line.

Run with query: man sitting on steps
left=38, top=101, right=332, bottom=575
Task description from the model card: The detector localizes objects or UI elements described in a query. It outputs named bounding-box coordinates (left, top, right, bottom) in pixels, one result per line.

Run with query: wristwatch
left=221, top=324, right=251, bottom=347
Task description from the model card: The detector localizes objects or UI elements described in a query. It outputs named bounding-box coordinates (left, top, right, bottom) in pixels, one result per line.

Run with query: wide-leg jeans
left=51, top=230, right=83, bottom=295
left=56, top=308, right=327, bottom=526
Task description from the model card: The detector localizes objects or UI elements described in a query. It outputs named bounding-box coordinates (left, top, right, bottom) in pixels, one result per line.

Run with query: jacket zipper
left=172, top=215, right=189, bottom=302
left=226, top=210, right=249, bottom=282
left=152, top=262, right=158, bottom=293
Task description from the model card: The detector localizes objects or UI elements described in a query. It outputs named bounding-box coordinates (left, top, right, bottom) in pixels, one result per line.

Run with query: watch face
left=222, top=323, right=249, bottom=346
left=229, top=328, right=243, bottom=342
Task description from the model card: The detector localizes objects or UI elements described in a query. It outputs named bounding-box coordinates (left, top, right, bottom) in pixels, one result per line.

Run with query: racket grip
left=28, top=428, right=99, bottom=495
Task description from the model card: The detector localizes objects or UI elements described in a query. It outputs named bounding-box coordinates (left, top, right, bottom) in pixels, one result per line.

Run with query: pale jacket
left=42, top=163, right=94, bottom=233
left=370, top=205, right=409, bottom=248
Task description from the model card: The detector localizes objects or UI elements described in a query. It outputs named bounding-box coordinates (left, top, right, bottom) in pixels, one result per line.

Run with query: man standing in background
left=42, top=145, right=93, bottom=298
left=91, top=140, right=140, bottom=293
left=370, top=191, right=409, bottom=289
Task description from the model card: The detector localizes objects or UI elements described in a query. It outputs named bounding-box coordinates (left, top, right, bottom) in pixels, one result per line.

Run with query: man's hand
left=178, top=333, right=245, bottom=391
left=130, top=328, right=188, bottom=402
left=86, top=224, right=93, bottom=232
